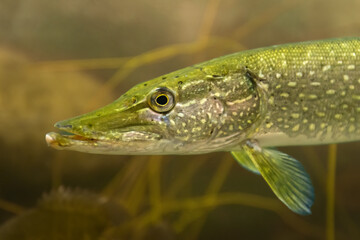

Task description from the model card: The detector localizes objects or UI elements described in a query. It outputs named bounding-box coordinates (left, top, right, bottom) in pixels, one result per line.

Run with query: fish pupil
left=156, top=95, right=168, bottom=106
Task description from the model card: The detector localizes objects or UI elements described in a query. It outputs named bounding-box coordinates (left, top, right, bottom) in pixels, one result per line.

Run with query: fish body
left=46, top=37, right=360, bottom=215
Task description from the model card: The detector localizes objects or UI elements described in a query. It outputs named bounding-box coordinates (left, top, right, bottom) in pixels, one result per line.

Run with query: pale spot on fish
left=296, top=72, right=303, bottom=77
left=292, top=124, right=300, bottom=132
left=280, top=93, right=289, bottom=98
left=326, top=89, right=336, bottom=95
left=276, top=73, right=281, bottom=78
left=309, top=71, right=315, bottom=75
left=348, top=125, right=355, bottom=133
left=348, top=65, right=355, bottom=70
left=349, top=85, right=355, bottom=90
left=335, top=114, right=342, bottom=119
left=291, top=113, right=300, bottom=118
left=268, top=96, right=274, bottom=105
left=308, top=94, right=318, bottom=100
left=330, top=79, right=336, bottom=84
left=178, top=113, right=184, bottom=118
left=316, top=112, right=326, bottom=117
left=343, top=75, right=349, bottom=81
left=353, top=95, right=360, bottom=100
left=287, top=82, right=297, bottom=87
left=310, top=82, right=321, bottom=86
left=309, top=123, right=315, bottom=131
left=322, top=65, right=331, bottom=71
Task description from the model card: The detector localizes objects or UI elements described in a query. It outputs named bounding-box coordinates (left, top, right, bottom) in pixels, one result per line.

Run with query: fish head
left=46, top=64, right=263, bottom=154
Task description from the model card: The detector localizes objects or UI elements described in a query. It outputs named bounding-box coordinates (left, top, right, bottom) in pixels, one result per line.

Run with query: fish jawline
left=45, top=130, right=163, bottom=153
left=45, top=132, right=99, bottom=149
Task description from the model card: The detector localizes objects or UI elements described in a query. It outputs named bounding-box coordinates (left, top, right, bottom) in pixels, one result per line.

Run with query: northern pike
left=46, top=37, right=360, bottom=215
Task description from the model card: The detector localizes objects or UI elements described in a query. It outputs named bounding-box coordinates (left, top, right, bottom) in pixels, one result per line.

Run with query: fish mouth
left=45, top=124, right=163, bottom=151
left=45, top=129, right=99, bottom=150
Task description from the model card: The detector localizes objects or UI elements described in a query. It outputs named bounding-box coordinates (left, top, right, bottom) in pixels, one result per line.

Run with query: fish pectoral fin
left=236, top=140, right=314, bottom=215
left=231, top=151, right=260, bottom=174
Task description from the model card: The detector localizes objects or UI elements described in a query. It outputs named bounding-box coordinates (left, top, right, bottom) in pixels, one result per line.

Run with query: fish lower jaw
left=45, top=132, right=98, bottom=149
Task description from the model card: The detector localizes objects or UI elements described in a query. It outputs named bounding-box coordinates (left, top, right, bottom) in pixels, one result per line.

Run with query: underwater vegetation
left=0, top=0, right=360, bottom=239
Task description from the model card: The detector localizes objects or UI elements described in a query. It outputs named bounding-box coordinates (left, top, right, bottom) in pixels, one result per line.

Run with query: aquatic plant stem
left=51, top=154, right=64, bottom=189
left=0, top=199, right=25, bottom=215
left=326, top=144, right=337, bottom=240
left=148, top=155, right=163, bottom=222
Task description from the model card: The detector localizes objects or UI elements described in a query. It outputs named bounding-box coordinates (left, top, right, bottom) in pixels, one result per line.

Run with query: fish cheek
left=214, top=92, right=262, bottom=139
left=166, top=99, right=222, bottom=141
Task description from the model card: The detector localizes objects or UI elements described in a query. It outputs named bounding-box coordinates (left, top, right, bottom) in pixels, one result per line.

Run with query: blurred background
left=0, top=0, right=359, bottom=239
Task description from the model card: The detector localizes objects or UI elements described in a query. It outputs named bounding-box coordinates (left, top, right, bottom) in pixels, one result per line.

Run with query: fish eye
left=155, top=94, right=169, bottom=106
left=149, top=88, right=175, bottom=113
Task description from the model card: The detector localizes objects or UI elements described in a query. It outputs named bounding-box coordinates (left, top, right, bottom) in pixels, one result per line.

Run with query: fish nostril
left=55, top=122, right=73, bottom=129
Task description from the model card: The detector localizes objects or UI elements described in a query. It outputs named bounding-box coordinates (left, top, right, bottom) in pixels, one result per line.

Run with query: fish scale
left=231, top=38, right=360, bottom=146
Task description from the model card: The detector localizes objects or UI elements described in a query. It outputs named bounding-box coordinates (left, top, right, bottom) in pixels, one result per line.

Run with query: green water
left=0, top=0, right=359, bottom=239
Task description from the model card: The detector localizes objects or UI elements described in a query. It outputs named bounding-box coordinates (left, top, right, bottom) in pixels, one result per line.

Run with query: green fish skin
left=46, top=37, right=360, bottom=215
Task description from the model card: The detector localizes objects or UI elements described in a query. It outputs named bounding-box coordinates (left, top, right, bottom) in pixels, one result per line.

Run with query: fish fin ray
left=231, top=151, right=260, bottom=174
left=242, top=141, right=314, bottom=215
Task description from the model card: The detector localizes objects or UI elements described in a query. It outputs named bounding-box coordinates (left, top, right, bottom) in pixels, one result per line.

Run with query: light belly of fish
left=46, top=37, right=360, bottom=216
left=255, top=132, right=360, bottom=147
